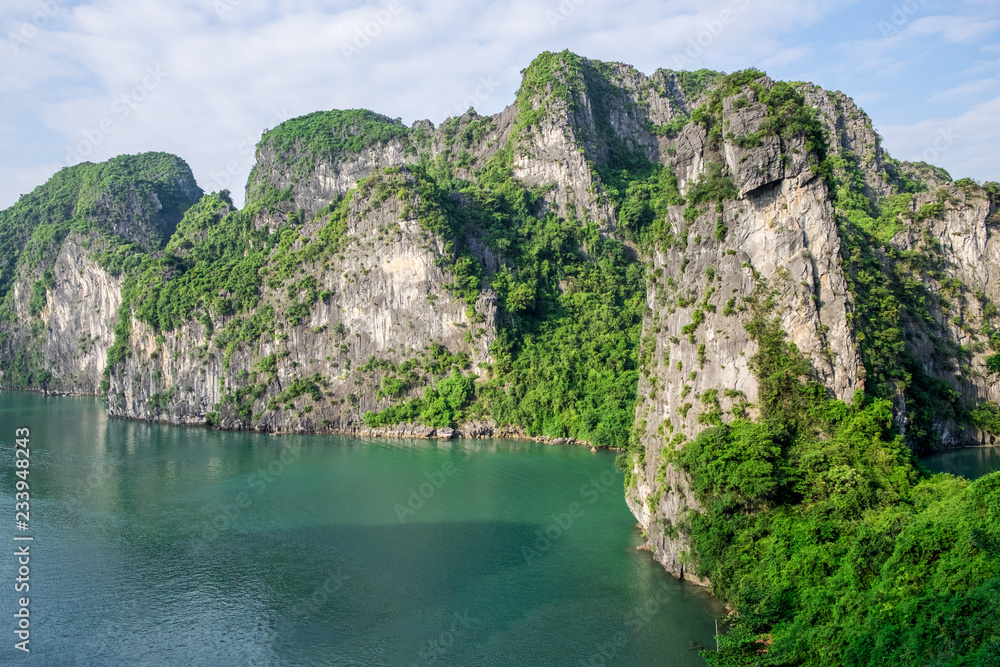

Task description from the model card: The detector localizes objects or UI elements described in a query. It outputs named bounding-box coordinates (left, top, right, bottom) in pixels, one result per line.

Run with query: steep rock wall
left=888, top=185, right=1000, bottom=445
left=627, top=105, right=862, bottom=581
left=1, top=235, right=123, bottom=395
left=106, top=171, right=497, bottom=432
left=628, top=76, right=1000, bottom=585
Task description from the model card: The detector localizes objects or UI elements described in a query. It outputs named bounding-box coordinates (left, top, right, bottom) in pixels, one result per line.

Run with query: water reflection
left=920, top=446, right=1000, bottom=480
left=0, top=392, right=725, bottom=667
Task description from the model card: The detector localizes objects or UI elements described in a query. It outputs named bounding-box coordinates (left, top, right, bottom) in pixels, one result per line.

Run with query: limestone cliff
left=104, top=167, right=499, bottom=434
left=625, top=73, right=1000, bottom=584
left=627, top=77, right=863, bottom=582
left=5, top=235, right=125, bottom=395
left=1, top=51, right=998, bottom=587
left=0, top=153, right=201, bottom=393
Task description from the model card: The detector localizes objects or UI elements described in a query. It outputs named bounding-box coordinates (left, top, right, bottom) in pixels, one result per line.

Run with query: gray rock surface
left=2, top=56, right=998, bottom=587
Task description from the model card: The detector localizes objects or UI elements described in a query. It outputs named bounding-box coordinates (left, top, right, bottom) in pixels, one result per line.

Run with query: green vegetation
left=0, top=153, right=201, bottom=389
left=988, top=353, right=1000, bottom=375
left=681, top=289, right=1000, bottom=666
left=828, top=150, right=979, bottom=450
left=970, top=402, right=1000, bottom=435
left=364, top=371, right=477, bottom=429
left=689, top=69, right=830, bottom=179
left=259, top=109, right=411, bottom=164
left=672, top=69, right=722, bottom=103
left=362, top=344, right=475, bottom=426
left=0, top=153, right=199, bottom=321
left=470, top=146, right=644, bottom=446
left=360, top=135, right=646, bottom=446
left=687, top=162, right=738, bottom=210
left=127, top=194, right=271, bottom=332
left=610, top=164, right=685, bottom=253
left=515, top=50, right=585, bottom=132
left=28, top=269, right=55, bottom=317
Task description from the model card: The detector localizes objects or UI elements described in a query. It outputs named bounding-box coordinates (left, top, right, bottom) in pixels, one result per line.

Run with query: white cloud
left=759, top=46, right=811, bottom=69
left=906, top=15, right=1000, bottom=43
left=0, top=163, right=64, bottom=202
left=927, top=77, right=998, bottom=103
left=1, top=0, right=995, bottom=211
left=961, top=56, right=1000, bottom=76
left=880, top=93, right=1000, bottom=182
left=850, top=90, right=889, bottom=106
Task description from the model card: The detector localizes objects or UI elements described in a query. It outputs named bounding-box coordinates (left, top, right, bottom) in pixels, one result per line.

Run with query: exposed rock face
left=250, top=140, right=413, bottom=221
left=249, top=108, right=517, bottom=223
left=887, top=185, right=1000, bottom=445
left=86, top=176, right=201, bottom=250
left=626, top=76, right=998, bottom=585
left=626, top=100, right=864, bottom=581
left=2, top=53, right=998, bottom=586
left=721, top=88, right=810, bottom=198
left=0, top=153, right=202, bottom=393
left=105, top=173, right=498, bottom=432
left=2, top=235, right=123, bottom=395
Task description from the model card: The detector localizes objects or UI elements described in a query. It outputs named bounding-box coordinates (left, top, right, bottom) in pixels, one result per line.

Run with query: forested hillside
left=1, top=50, right=998, bottom=664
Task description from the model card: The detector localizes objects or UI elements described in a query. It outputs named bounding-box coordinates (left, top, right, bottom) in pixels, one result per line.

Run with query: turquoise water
left=921, top=445, right=1000, bottom=480
left=0, top=391, right=723, bottom=666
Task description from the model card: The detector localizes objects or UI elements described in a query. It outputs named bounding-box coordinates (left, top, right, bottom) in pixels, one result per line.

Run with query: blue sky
left=1, top=0, right=998, bottom=209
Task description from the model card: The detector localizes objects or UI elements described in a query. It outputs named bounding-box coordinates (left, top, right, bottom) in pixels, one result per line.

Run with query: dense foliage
left=827, top=150, right=1000, bottom=448
left=124, top=193, right=273, bottom=332
left=96, top=184, right=346, bottom=390
left=677, top=290, right=1000, bottom=666
left=258, top=109, right=411, bottom=164
left=362, top=53, right=705, bottom=445
left=0, top=153, right=198, bottom=314
left=361, top=142, right=648, bottom=445
left=0, top=153, right=200, bottom=389
left=688, top=69, right=831, bottom=182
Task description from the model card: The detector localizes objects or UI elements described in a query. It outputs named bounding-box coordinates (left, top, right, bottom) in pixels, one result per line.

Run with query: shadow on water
left=1, top=392, right=724, bottom=667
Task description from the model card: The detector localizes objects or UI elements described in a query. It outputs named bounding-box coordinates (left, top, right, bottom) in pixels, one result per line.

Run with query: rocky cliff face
left=105, top=168, right=499, bottom=434
left=887, top=184, right=1000, bottom=445
left=2, top=52, right=998, bottom=586
left=5, top=235, right=124, bottom=395
left=626, top=79, right=864, bottom=582
left=625, top=74, right=1000, bottom=584
left=0, top=153, right=201, bottom=393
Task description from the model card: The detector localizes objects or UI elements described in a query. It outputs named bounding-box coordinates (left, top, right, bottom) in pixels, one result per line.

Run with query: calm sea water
left=0, top=391, right=725, bottom=666
left=920, top=445, right=1000, bottom=480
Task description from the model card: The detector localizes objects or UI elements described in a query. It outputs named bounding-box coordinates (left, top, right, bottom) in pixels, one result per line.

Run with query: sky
left=1, top=0, right=998, bottom=209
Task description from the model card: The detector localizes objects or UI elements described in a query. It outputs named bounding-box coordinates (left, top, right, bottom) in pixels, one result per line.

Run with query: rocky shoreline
left=1, top=387, right=611, bottom=449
